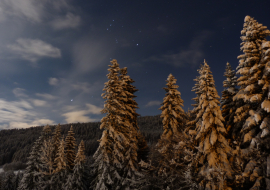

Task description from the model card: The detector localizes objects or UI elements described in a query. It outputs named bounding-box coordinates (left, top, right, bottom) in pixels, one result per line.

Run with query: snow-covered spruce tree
left=186, top=64, right=204, bottom=137
left=51, top=137, right=67, bottom=190
left=152, top=74, right=186, bottom=189
left=192, top=60, right=233, bottom=189
left=233, top=15, right=270, bottom=146
left=18, top=135, right=45, bottom=190
left=119, top=67, right=149, bottom=163
left=43, top=124, right=52, bottom=141
left=220, top=62, right=238, bottom=141
left=51, top=124, right=62, bottom=170
left=230, top=16, right=270, bottom=189
left=91, top=59, right=143, bottom=190
left=65, top=125, right=77, bottom=171
left=65, top=140, right=88, bottom=190
left=41, top=138, right=54, bottom=175
left=39, top=126, right=55, bottom=190
left=191, top=65, right=204, bottom=112
left=118, top=66, right=146, bottom=188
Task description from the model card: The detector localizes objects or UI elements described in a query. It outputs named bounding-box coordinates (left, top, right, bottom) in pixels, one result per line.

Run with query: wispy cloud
left=13, top=88, right=28, bottom=98
left=0, top=0, right=76, bottom=23
left=30, top=99, right=48, bottom=107
left=7, top=38, right=61, bottom=62
left=0, top=0, right=43, bottom=23
left=48, top=78, right=59, bottom=86
left=51, top=13, right=81, bottom=30
left=35, top=93, right=58, bottom=100
left=144, top=30, right=213, bottom=67
left=61, top=103, right=102, bottom=123
left=8, top=119, right=56, bottom=129
left=145, top=100, right=162, bottom=107
left=0, top=98, right=34, bottom=124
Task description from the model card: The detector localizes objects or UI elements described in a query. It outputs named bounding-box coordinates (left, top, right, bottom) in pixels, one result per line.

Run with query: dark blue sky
left=0, top=0, right=269, bottom=129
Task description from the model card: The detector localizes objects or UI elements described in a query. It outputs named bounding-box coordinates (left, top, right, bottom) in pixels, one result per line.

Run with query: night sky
left=0, top=0, right=269, bottom=129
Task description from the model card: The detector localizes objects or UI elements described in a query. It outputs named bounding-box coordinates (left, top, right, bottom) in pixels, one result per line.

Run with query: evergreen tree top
left=222, top=62, right=238, bottom=91
left=159, top=73, right=185, bottom=139
left=75, top=140, right=86, bottom=164
left=43, top=125, right=51, bottom=133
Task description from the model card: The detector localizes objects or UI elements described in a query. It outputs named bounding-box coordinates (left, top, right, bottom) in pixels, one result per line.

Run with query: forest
left=0, top=15, right=270, bottom=189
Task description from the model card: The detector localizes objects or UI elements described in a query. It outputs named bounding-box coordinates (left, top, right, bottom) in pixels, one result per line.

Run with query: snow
left=262, top=41, right=270, bottom=49
left=261, top=128, right=270, bottom=138
left=262, top=99, right=270, bottom=112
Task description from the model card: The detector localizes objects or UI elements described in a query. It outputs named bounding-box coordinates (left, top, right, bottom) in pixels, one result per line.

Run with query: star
left=71, top=99, right=73, bottom=101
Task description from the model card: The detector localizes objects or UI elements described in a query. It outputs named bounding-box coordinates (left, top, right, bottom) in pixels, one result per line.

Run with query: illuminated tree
left=194, top=60, right=233, bottom=189
left=91, top=59, right=143, bottom=190
left=65, top=126, right=77, bottom=171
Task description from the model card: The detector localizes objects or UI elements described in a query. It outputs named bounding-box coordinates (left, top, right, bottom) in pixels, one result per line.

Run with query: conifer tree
left=154, top=73, right=186, bottom=189
left=120, top=67, right=149, bottom=163
left=91, top=59, right=143, bottom=190
left=193, top=60, right=233, bottom=189
left=220, top=62, right=238, bottom=141
left=65, top=140, right=88, bottom=190
left=190, top=65, right=204, bottom=116
left=41, top=138, right=54, bottom=175
left=186, top=65, right=204, bottom=136
left=18, top=135, right=44, bottom=190
left=39, top=125, right=54, bottom=190
left=91, top=59, right=124, bottom=190
left=233, top=15, right=270, bottom=147
left=159, top=74, right=185, bottom=139
left=51, top=124, right=62, bottom=170
left=43, top=124, right=52, bottom=140
left=51, top=137, right=67, bottom=190
left=233, top=16, right=270, bottom=190
left=65, top=126, right=77, bottom=171
left=119, top=67, right=146, bottom=188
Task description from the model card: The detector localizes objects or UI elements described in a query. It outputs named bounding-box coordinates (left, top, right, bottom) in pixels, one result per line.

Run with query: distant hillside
left=0, top=115, right=162, bottom=166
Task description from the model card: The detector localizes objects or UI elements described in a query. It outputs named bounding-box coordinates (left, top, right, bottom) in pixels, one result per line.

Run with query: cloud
left=13, top=88, right=28, bottom=98
left=30, top=119, right=55, bottom=126
left=0, top=0, right=43, bottom=23
left=71, top=82, right=92, bottom=93
left=36, top=93, right=58, bottom=100
left=30, top=99, right=48, bottom=107
left=0, top=98, right=34, bottom=124
left=0, top=0, right=75, bottom=23
left=62, top=111, right=96, bottom=123
left=145, top=100, right=162, bottom=107
left=48, top=77, right=59, bottom=86
left=61, top=103, right=102, bottom=123
left=8, top=122, right=30, bottom=129
left=85, top=103, right=103, bottom=114
left=7, top=119, right=55, bottom=129
left=7, top=38, right=61, bottom=62
left=51, top=13, right=81, bottom=30
left=144, top=30, right=213, bottom=67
